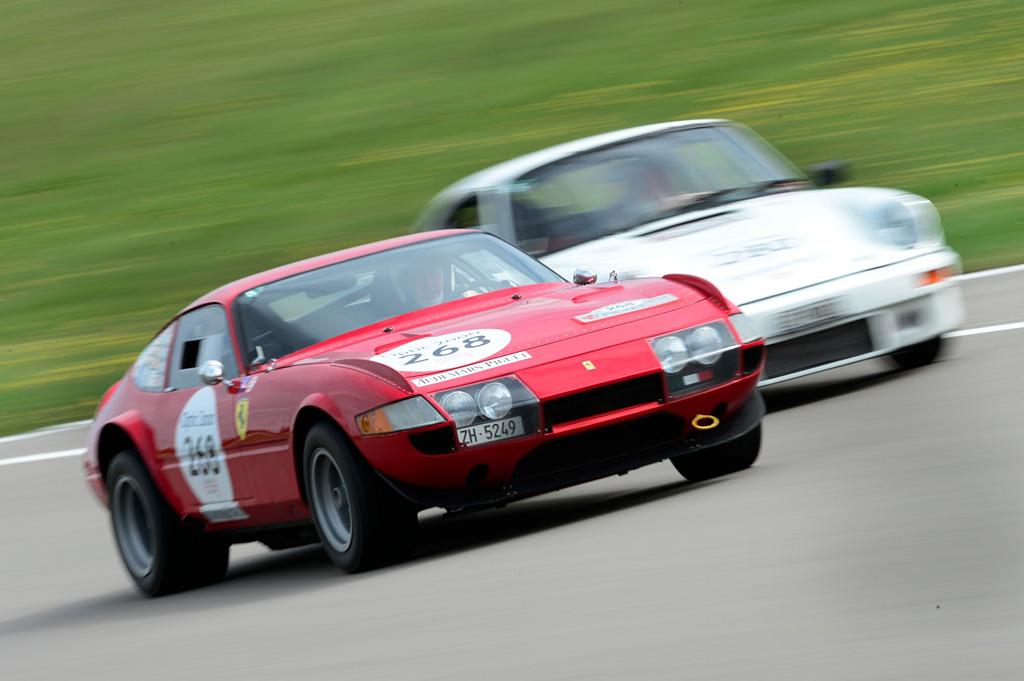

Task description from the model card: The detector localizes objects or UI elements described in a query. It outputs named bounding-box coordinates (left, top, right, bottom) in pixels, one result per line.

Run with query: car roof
left=184, top=229, right=470, bottom=311
left=436, top=119, right=730, bottom=196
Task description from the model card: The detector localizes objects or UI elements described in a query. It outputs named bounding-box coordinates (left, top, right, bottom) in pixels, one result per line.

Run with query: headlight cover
left=874, top=194, right=942, bottom=249
left=649, top=320, right=741, bottom=398
left=432, top=376, right=540, bottom=447
left=357, top=396, right=447, bottom=435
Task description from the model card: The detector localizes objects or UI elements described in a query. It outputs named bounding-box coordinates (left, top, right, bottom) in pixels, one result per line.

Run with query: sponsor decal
left=239, top=375, right=259, bottom=393
left=412, top=352, right=532, bottom=387
left=708, top=236, right=804, bottom=267
left=235, top=399, right=250, bottom=442
left=575, top=294, right=678, bottom=323
left=372, top=329, right=512, bottom=373
left=174, top=387, right=248, bottom=523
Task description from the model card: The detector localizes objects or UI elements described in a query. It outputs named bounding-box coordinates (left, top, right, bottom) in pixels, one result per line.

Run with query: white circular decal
left=372, top=329, right=512, bottom=373
left=174, top=387, right=236, bottom=505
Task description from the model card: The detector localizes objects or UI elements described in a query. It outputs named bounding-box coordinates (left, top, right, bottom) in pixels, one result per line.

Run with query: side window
left=131, top=323, right=176, bottom=392
left=448, top=197, right=480, bottom=229
left=168, top=305, right=240, bottom=391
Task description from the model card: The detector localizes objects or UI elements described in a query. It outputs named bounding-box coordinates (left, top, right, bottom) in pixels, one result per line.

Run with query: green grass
left=2, top=0, right=1023, bottom=436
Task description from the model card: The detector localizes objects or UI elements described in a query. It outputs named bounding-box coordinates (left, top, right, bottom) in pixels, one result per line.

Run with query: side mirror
left=572, top=266, right=598, bottom=286
left=198, top=360, right=232, bottom=387
left=807, top=160, right=850, bottom=187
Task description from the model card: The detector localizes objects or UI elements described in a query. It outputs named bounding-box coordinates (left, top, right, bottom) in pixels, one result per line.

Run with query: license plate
left=773, top=298, right=844, bottom=335
left=457, top=416, right=524, bottom=447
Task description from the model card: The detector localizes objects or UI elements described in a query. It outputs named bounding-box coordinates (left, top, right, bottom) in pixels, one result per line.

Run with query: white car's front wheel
left=889, top=336, right=943, bottom=370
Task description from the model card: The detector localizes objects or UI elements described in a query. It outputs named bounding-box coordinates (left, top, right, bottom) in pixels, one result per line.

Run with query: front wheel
left=671, top=422, right=761, bottom=483
left=303, top=423, right=416, bottom=572
left=888, top=335, right=943, bottom=370
left=107, top=451, right=229, bottom=596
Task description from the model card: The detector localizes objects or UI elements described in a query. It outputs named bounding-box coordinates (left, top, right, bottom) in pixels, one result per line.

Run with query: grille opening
left=543, top=374, right=663, bottom=429
left=408, top=427, right=457, bottom=455
left=764, top=319, right=873, bottom=379
left=512, top=414, right=686, bottom=481
left=742, top=344, right=764, bottom=376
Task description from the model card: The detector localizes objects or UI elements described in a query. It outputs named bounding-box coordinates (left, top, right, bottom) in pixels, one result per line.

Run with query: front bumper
left=742, top=249, right=965, bottom=384
left=379, top=390, right=765, bottom=511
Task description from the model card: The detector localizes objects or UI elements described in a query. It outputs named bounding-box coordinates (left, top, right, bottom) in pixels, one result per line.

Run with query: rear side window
left=168, top=305, right=240, bottom=391
left=131, top=324, right=175, bottom=392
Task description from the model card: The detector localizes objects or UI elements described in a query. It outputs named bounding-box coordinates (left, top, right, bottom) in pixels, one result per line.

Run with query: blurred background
left=2, top=0, right=1022, bottom=435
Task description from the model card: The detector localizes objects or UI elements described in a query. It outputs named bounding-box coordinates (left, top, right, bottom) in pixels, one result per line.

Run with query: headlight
left=653, top=335, right=688, bottom=373
left=433, top=376, right=541, bottom=447
left=649, top=320, right=741, bottom=399
left=477, top=382, right=513, bottom=420
left=688, top=325, right=725, bottom=366
left=874, top=195, right=941, bottom=249
left=357, top=396, right=446, bottom=435
left=440, top=391, right=477, bottom=428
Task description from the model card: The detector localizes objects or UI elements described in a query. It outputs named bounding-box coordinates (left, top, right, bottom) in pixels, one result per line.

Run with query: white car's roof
left=440, top=119, right=729, bottom=195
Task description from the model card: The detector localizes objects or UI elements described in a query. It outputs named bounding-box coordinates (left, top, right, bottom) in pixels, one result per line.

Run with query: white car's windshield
left=233, top=232, right=562, bottom=367
left=507, top=125, right=805, bottom=256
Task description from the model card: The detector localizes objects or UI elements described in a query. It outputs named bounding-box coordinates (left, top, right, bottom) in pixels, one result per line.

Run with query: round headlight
left=653, top=335, right=688, bottom=373
left=477, top=382, right=512, bottom=421
left=440, top=391, right=477, bottom=428
left=878, top=199, right=918, bottom=248
left=688, top=325, right=725, bottom=366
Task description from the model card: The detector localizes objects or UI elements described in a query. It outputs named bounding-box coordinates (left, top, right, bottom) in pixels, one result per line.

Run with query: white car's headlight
left=875, top=194, right=942, bottom=249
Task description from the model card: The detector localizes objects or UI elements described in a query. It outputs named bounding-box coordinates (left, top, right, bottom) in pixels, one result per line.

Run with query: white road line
left=0, top=449, right=86, bottom=467
left=955, top=262, right=1024, bottom=281
left=0, top=420, right=92, bottom=445
left=944, top=321, right=1024, bottom=338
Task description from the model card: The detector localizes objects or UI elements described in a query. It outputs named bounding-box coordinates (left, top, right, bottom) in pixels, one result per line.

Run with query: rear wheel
left=107, top=451, right=228, bottom=596
left=889, top=335, right=943, bottom=370
left=303, top=423, right=416, bottom=572
left=671, top=423, right=761, bottom=483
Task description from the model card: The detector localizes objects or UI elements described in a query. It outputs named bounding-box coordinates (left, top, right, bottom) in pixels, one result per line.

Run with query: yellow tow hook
left=691, top=414, right=720, bottom=430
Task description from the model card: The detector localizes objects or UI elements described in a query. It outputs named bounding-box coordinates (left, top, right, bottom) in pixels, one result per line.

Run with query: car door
left=158, top=304, right=254, bottom=524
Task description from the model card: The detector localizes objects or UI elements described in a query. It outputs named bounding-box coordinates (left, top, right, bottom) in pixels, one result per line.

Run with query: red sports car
left=85, top=230, right=765, bottom=596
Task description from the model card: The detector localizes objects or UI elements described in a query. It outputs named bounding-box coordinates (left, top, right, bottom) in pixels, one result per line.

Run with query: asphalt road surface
left=3, top=269, right=1023, bottom=680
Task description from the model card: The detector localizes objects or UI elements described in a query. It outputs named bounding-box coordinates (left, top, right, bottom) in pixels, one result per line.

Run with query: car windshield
left=233, top=232, right=563, bottom=367
left=506, top=124, right=805, bottom=256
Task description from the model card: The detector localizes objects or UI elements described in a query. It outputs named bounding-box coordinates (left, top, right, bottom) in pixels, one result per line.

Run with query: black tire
left=889, top=335, right=943, bottom=370
left=108, top=451, right=229, bottom=596
left=303, top=423, right=417, bottom=572
left=671, top=422, right=761, bottom=483
left=190, top=536, right=230, bottom=587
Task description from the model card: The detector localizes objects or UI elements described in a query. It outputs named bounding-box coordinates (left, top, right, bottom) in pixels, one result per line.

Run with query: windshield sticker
left=372, top=329, right=512, bottom=373
left=502, top=180, right=536, bottom=194
left=412, top=351, right=532, bottom=387
left=174, top=387, right=249, bottom=523
left=243, top=286, right=265, bottom=300
left=575, top=294, right=678, bottom=323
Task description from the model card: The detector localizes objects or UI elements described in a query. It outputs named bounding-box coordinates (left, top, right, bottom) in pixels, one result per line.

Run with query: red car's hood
left=287, top=278, right=709, bottom=386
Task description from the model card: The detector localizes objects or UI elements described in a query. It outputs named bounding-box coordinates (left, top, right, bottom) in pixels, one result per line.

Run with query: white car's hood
left=542, top=187, right=938, bottom=305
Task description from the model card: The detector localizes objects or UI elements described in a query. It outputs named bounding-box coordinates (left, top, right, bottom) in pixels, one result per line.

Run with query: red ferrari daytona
left=85, top=230, right=765, bottom=596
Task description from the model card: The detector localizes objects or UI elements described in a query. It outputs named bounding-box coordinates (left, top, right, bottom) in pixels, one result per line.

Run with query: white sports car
left=415, top=119, right=965, bottom=385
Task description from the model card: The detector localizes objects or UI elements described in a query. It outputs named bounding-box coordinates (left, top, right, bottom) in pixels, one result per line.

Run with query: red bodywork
left=85, top=230, right=763, bottom=533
